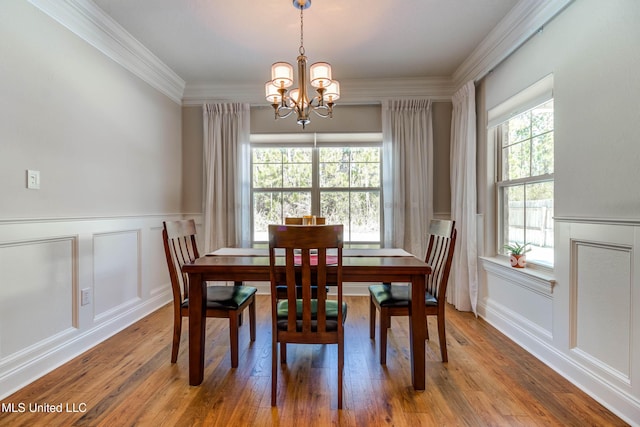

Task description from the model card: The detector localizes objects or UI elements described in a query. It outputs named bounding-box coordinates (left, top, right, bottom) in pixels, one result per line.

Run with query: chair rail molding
left=554, top=216, right=640, bottom=226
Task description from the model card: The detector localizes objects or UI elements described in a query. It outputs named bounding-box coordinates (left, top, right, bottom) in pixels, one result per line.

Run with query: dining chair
left=284, top=217, right=303, bottom=224
left=162, top=219, right=257, bottom=366
left=369, top=219, right=456, bottom=363
left=285, top=216, right=326, bottom=225
left=268, top=224, right=346, bottom=408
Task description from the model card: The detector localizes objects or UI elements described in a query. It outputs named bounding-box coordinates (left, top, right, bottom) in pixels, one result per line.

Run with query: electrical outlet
left=81, top=288, right=91, bottom=306
left=27, top=170, right=40, bottom=189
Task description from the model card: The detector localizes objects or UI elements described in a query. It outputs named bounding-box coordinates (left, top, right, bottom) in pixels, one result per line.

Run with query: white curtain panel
left=202, top=103, right=250, bottom=253
left=382, top=99, right=433, bottom=258
left=449, top=81, right=478, bottom=314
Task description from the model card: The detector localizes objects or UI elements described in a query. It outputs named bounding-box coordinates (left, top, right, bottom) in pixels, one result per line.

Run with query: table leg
left=189, top=273, right=205, bottom=385
left=409, top=273, right=426, bottom=390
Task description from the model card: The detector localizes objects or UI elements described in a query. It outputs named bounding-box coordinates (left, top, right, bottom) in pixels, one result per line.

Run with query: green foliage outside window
left=499, top=100, right=554, bottom=266
left=252, top=145, right=381, bottom=244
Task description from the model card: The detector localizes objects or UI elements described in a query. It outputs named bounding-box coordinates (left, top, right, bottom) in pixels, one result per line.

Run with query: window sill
left=479, top=256, right=556, bottom=296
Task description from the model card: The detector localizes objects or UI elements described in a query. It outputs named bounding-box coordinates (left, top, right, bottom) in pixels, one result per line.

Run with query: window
left=496, top=99, right=554, bottom=266
left=251, top=134, right=382, bottom=246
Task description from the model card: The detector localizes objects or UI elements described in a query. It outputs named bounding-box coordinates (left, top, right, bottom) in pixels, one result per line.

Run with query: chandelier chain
left=299, top=5, right=305, bottom=55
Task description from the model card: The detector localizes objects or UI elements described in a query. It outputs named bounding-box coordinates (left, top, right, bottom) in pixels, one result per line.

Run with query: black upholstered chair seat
left=368, top=283, right=437, bottom=308
left=182, top=286, right=257, bottom=310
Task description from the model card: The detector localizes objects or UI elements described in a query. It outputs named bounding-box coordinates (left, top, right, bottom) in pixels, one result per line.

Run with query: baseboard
left=478, top=299, right=640, bottom=426
left=0, top=290, right=171, bottom=400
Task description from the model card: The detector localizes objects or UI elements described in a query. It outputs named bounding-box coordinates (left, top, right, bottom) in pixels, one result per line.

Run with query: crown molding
left=338, top=77, right=457, bottom=104
left=452, top=0, right=574, bottom=90
left=182, top=76, right=457, bottom=106
left=28, top=0, right=574, bottom=105
left=27, top=0, right=185, bottom=104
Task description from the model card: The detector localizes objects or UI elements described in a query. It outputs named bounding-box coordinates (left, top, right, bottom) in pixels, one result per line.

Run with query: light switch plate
left=81, top=288, right=91, bottom=306
left=27, top=170, right=40, bottom=189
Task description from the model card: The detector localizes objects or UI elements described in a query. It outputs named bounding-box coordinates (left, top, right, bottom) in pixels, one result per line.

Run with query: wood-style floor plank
left=0, top=295, right=628, bottom=426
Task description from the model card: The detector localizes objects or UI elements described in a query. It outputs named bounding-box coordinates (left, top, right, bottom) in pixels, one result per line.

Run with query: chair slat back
left=284, top=217, right=303, bottom=225
left=424, top=219, right=457, bottom=304
left=268, top=224, right=343, bottom=336
left=284, top=217, right=326, bottom=225
left=162, top=220, right=200, bottom=303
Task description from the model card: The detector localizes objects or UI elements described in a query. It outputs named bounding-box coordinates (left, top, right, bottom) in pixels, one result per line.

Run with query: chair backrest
left=424, top=219, right=457, bottom=304
left=268, top=224, right=344, bottom=336
left=284, top=217, right=303, bottom=225
left=162, top=220, right=200, bottom=304
left=284, top=217, right=326, bottom=225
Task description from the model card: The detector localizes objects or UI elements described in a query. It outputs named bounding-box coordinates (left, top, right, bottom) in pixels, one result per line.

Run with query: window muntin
left=251, top=143, right=381, bottom=245
left=497, top=100, right=554, bottom=266
left=252, top=147, right=312, bottom=188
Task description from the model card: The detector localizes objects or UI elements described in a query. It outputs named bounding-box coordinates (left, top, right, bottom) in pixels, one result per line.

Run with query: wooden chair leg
left=234, top=281, right=244, bottom=327
left=280, top=342, right=287, bottom=364
left=379, top=308, right=389, bottom=364
left=338, top=338, right=344, bottom=409
left=425, top=316, right=430, bottom=341
left=249, top=298, right=256, bottom=342
left=271, top=337, right=278, bottom=406
left=369, top=297, right=376, bottom=340
left=171, top=311, right=182, bottom=363
left=437, top=311, right=448, bottom=363
left=229, top=312, right=239, bottom=368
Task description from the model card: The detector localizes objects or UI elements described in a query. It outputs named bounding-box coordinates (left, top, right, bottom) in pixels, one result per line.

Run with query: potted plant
left=504, top=242, right=531, bottom=268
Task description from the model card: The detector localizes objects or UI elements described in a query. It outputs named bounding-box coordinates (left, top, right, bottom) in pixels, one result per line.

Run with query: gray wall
left=483, top=0, right=640, bottom=221
left=0, top=0, right=183, bottom=398
left=0, top=1, right=183, bottom=219
left=432, top=102, right=452, bottom=216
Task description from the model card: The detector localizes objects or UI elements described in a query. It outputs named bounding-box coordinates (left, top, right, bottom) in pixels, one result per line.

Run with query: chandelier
left=265, top=0, right=340, bottom=129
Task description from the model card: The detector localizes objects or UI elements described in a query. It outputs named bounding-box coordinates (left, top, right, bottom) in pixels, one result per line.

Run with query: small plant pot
left=509, top=254, right=526, bottom=268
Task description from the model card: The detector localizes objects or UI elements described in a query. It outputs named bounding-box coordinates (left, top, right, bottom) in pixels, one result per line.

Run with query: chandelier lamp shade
left=265, top=0, right=340, bottom=128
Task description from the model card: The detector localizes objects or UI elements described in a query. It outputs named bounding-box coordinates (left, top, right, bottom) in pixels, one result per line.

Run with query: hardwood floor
left=0, top=295, right=627, bottom=426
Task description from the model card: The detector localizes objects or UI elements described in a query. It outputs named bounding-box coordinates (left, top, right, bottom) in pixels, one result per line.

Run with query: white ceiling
left=41, top=0, right=568, bottom=103
left=92, top=0, right=518, bottom=84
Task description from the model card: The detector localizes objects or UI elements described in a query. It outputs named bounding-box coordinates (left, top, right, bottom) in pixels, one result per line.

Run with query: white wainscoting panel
left=481, top=218, right=640, bottom=425
left=571, top=240, right=632, bottom=382
left=149, top=226, right=170, bottom=297
left=0, top=215, right=180, bottom=400
left=0, top=238, right=75, bottom=358
left=479, top=257, right=554, bottom=341
left=93, top=230, right=141, bottom=320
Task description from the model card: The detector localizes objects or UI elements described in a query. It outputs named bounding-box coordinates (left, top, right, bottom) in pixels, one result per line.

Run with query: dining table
left=181, top=247, right=432, bottom=390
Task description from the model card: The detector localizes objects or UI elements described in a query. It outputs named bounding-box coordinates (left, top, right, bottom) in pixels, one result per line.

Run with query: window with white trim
left=496, top=99, right=554, bottom=266
left=250, top=133, right=382, bottom=246
left=488, top=74, right=555, bottom=267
